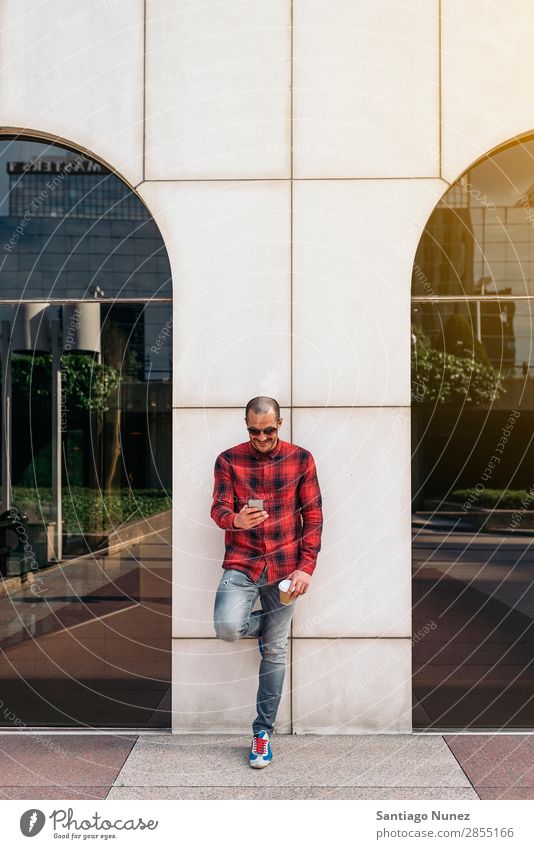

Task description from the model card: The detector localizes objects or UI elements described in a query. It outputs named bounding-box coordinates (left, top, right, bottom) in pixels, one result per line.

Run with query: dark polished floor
left=413, top=516, right=534, bottom=730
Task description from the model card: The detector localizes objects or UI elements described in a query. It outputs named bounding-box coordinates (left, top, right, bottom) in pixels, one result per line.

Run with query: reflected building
left=411, top=136, right=534, bottom=731
left=0, top=142, right=172, bottom=498
left=0, top=148, right=172, bottom=382
left=0, top=139, right=172, bottom=728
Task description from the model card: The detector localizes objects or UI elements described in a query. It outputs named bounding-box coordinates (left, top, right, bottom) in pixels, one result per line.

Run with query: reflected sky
left=464, top=137, right=534, bottom=207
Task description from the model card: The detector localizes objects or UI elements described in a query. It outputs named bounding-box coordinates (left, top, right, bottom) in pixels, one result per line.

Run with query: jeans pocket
left=220, top=569, right=251, bottom=588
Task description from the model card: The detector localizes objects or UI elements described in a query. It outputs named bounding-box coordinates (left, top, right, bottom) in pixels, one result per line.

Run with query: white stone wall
left=1, top=0, right=531, bottom=733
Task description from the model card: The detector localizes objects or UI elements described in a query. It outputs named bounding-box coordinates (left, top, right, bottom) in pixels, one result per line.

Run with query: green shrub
left=411, top=324, right=504, bottom=405
left=7, top=353, right=120, bottom=411
left=450, top=488, right=534, bottom=509
left=438, top=312, right=493, bottom=367
left=10, top=486, right=172, bottom=533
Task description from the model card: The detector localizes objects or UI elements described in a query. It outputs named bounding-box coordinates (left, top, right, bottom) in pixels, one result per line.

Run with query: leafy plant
left=450, top=488, right=534, bottom=509
left=7, top=353, right=120, bottom=411
left=11, top=486, right=172, bottom=533
left=61, top=353, right=120, bottom=410
left=437, top=312, right=493, bottom=367
left=411, top=324, right=504, bottom=405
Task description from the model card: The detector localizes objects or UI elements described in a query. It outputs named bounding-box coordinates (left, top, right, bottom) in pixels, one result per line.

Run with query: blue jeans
left=213, top=564, right=296, bottom=736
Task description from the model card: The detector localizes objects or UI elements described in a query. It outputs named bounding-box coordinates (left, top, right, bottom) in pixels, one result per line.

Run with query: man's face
left=245, top=409, right=282, bottom=453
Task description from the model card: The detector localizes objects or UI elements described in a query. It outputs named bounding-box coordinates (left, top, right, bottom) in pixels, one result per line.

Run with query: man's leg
left=213, top=568, right=262, bottom=641
left=252, top=574, right=295, bottom=736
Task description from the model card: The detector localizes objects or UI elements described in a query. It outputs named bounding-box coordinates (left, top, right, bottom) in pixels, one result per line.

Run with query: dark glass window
left=0, top=138, right=171, bottom=728
left=0, top=139, right=171, bottom=302
left=412, top=136, right=534, bottom=730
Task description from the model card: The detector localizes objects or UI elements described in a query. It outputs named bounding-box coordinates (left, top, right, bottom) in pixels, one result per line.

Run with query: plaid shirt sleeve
left=297, top=452, right=323, bottom=576
left=210, top=453, right=237, bottom=530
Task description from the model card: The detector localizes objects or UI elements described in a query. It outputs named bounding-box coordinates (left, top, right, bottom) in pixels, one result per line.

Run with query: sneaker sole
left=249, top=759, right=272, bottom=768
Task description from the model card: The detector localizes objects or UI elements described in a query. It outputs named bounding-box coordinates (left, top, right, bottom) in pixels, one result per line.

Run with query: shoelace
left=253, top=735, right=268, bottom=755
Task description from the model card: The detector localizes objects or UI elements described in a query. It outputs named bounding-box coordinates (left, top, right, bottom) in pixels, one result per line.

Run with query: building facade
left=1, top=0, right=533, bottom=733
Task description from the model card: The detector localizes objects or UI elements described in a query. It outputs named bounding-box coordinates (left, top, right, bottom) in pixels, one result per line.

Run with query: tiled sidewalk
left=1, top=734, right=534, bottom=800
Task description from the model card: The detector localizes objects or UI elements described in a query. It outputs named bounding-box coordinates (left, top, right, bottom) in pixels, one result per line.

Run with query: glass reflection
left=0, top=138, right=171, bottom=727
left=413, top=137, right=534, bottom=300
left=412, top=298, right=534, bottom=729
left=0, top=138, right=171, bottom=302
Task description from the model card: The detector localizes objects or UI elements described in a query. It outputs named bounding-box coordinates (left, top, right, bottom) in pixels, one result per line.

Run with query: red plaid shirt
left=210, top=438, right=323, bottom=583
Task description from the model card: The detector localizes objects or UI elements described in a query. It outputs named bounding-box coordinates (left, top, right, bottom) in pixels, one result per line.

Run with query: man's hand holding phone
left=232, top=500, right=268, bottom=530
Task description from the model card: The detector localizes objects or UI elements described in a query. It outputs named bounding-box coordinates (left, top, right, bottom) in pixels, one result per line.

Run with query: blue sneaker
left=249, top=730, right=272, bottom=768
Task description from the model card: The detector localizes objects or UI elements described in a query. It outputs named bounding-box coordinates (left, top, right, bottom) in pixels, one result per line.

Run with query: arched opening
left=0, top=136, right=172, bottom=727
left=411, top=134, right=534, bottom=730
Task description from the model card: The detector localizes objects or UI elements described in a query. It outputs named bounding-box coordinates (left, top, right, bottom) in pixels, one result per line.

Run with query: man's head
left=244, top=396, right=283, bottom=454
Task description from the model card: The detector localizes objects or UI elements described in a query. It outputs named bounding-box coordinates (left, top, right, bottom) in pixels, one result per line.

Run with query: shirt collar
left=248, top=436, right=283, bottom=460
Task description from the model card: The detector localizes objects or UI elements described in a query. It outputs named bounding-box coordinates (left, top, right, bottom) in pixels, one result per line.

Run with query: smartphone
left=247, top=498, right=264, bottom=511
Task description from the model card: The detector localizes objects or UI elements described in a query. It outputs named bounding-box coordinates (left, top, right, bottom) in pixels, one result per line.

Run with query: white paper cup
left=278, top=578, right=294, bottom=605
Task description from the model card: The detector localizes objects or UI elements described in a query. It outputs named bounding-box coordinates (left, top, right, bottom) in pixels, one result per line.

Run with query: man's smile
left=254, top=439, right=274, bottom=449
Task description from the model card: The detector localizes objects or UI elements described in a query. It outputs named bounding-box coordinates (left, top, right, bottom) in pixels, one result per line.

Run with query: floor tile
left=475, top=787, right=534, bottom=800
left=0, top=785, right=110, bottom=799
left=444, top=735, right=534, bottom=788
left=113, top=734, right=471, bottom=788
left=108, top=785, right=479, bottom=800
left=0, top=734, right=137, bottom=786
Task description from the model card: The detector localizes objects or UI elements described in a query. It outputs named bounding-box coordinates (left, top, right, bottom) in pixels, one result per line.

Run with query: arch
left=0, top=127, right=141, bottom=191
left=445, top=128, right=534, bottom=194
left=0, top=130, right=173, bottom=729
left=411, top=132, right=534, bottom=731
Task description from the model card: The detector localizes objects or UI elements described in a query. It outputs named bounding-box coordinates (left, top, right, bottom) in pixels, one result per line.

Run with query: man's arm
left=210, top=454, right=237, bottom=530
left=210, top=454, right=269, bottom=531
left=296, top=452, right=323, bottom=576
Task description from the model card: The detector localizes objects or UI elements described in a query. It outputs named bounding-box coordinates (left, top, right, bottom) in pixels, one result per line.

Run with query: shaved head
left=245, top=396, right=280, bottom=422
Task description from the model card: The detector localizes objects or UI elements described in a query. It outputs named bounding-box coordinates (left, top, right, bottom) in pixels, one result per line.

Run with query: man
left=211, top=396, right=323, bottom=768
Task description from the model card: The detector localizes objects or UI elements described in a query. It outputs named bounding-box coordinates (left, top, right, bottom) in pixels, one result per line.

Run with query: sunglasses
left=247, top=426, right=278, bottom=436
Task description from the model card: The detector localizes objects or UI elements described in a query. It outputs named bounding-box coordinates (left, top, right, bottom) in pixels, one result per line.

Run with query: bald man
left=211, top=396, right=323, bottom=767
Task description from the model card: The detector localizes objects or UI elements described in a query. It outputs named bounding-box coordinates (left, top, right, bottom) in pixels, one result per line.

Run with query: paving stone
left=0, top=734, right=137, bottom=786
left=476, top=787, right=534, bottom=800
left=444, top=735, right=534, bottom=788
left=108, top=785, right=479, bottom=800
left=0, top=786, right=110, bottom=799
left=112, top=734, right=471, bottom=788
